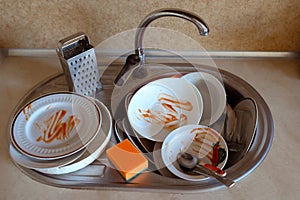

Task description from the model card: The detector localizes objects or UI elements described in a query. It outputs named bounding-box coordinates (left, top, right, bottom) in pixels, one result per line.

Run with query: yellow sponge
left=106, top=139, right=148, bottom=181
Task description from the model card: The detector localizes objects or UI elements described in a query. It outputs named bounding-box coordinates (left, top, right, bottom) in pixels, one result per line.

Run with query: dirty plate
left=36, top=99, right=112, bottom=174
left=161, top=125, right=228, bottom=181
left=11, top=92, right=102, bottom=160
left=182, top=72, right=226, bottom=125
left=127, top=78, right=203, bottom=142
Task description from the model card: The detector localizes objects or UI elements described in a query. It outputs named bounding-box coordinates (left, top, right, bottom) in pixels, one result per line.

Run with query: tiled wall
left=1, top=0, right=299, bottom=50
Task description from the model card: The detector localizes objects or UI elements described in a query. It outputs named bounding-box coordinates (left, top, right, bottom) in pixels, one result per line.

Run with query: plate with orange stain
left=10, top=92, right=102, bottom=160
left=161, top=125, right=228, bottom=181
left=127, top=77, right=203, bottom=142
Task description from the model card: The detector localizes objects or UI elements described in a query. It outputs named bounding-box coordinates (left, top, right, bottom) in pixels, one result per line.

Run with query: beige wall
left=1, top=0, right=299, bottom=50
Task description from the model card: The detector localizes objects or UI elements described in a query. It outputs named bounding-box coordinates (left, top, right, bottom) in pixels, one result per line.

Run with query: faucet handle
left=114, top=54, right=140, bottom=86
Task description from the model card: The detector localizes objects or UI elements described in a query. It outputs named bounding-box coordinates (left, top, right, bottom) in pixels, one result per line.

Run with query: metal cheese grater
left=57, top=32, right=102, bottom=96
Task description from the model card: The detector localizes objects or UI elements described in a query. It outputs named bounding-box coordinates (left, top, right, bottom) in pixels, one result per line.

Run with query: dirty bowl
left=161, top=124, right=228, bottom=181
left=127, top=77, right=203, bottom=142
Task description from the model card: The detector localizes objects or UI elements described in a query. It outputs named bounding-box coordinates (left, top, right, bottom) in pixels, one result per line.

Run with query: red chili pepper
left=211, top=141, right=220, bottom=166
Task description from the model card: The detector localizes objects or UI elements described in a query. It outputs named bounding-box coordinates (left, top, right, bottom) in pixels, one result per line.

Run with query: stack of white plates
left=125, top=73, right=228, bottom=180
left=9, top=92, right=112, bottom=175
left=127, top=73, right=227, bottom=142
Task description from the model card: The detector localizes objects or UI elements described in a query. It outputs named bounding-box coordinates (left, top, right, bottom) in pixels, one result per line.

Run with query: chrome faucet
left=135, top=9, right=209, bottom=64
left=114, top=9, right=209, bottom=85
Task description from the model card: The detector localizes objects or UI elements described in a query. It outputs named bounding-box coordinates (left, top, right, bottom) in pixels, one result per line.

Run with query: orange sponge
left=106, top=139, right=148, bottom=181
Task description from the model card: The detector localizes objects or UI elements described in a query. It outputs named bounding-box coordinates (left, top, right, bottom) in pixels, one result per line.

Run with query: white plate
left=233, top=98, right=258, bottom=153
left=9, top=144, right=85, bottom=169
left=11, top=92, right=102, bottom=160
left=182, top=72, right=226, bottom=125
left=161, top=125, right=228, bottom=181
left=127, top=77, right=203, bottom=142
left=152, top=142, right=176, bottom=178
left=36, top=99, right=112, bottom=174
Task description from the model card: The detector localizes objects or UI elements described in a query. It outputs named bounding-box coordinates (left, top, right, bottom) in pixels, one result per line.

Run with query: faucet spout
left=114, top=9, right=209, bottom=85
left=135, top=9, right=209, bottom=63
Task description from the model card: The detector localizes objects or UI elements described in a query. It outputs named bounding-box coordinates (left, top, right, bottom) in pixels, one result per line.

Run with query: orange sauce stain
left=36, top=109, right=80, bottom=144
left=158, top=93, right=193, bottom=111
left=170, top=74, right=182, bottom=78
left=22, top=104, right=32, bottom=121
left=137, top=93, right=193, bottom=132
left=189, top=128, right=220, bottom=160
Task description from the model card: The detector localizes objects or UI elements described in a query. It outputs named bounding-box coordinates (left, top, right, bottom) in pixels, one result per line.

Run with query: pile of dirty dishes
left=127, top=72, right=230, bottom=181
left=9, top=92, right=112, bottom=175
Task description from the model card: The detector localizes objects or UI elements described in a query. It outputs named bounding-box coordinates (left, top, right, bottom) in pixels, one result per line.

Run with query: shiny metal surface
left=7, top=60, right=274, bottom=192
left=57, top=32, right=102, bottom=95
left=177, top=153, right=235, bottom=188
left=114, top=9, right=209, bottom=84
left=135, top=9, right=209, bottom=64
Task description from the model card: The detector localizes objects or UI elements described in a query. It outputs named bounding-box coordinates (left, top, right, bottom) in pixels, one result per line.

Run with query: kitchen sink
left=7, top=58, right=274, bottom=192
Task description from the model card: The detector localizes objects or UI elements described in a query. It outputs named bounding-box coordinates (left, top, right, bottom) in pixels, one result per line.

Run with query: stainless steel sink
left=7, top=59, right=274, bottom=192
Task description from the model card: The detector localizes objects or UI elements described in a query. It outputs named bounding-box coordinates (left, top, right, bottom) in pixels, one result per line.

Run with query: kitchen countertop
left=0, top=50, right=299, bottom=199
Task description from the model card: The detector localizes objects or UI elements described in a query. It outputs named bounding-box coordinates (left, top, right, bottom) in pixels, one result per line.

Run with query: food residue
left=36, top=110, right=80, bottom=144
left=137, top=93, right=193, bottom=132
left=188, top=127, right=226, bottom=166
left=22, top=104, right=32, bottom=121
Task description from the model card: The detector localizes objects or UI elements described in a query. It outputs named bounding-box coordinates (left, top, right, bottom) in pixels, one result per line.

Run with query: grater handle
left=57, top=32, right=93, bottom=60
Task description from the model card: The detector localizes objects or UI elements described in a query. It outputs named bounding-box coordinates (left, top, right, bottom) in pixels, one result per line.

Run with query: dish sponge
left=106, top=139, right=148, bottom=181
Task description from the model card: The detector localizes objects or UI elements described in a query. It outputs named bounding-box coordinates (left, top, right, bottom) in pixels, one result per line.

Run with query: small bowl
left=127, top=77, right=203, bottom=142
left=182, top=72, right=226, bottom=125
left=161, top=125, right=228, bottom=181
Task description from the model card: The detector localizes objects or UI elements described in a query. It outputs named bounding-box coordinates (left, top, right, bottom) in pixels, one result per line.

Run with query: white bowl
left=161, top=125, right=228, bottom=181
left=182, top=72, right=226, bottom=125
left=127, top=77, right=203, bottom=142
